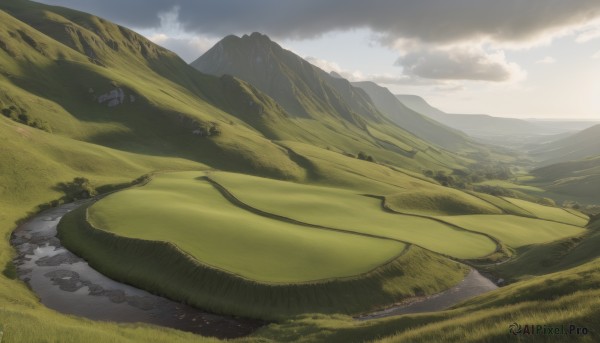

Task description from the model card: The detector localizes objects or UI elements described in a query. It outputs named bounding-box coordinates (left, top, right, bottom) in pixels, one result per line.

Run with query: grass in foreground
left=61, top=200, right=468, bottom=319
left=255, top=257, right=600, bottom=343
left=88, top=172, right=405, bottom=283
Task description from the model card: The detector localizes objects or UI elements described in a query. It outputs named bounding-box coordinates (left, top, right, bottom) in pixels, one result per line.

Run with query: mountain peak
left=246, top=32, right=271, bottom=41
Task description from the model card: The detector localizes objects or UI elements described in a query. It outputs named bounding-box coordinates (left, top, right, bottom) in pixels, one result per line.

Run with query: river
left=10, top=201, right=263, bottom=339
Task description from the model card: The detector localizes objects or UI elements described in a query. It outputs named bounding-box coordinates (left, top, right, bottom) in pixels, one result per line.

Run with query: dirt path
left=11, top=202, right=264, bottom=339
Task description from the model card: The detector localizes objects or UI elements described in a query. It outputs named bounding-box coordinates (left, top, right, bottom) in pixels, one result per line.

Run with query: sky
left=37, top=0, right=600, bottom=119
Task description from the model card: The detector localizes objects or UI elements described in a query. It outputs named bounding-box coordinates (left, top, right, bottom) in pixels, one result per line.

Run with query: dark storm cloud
left=36, top=0, right=600, bottom=43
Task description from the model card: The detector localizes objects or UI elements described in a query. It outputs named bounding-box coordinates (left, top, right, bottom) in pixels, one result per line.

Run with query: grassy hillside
left=88, top=172, right=405, bottom=283
left=353, top=81, right=471, bottom=150
left=208, top=172, right=498, bottom=259
left=191, top=32, right=488, bottom=172
left=60, top=198, right=468, bottom=320
left=256, top=257, right=600, bottom=342
left=0, top=1, right=598, bottom=342
left=500, top=197, right=588, bottom=226
left=530, top=124, right=600, bottom=165
left=438, top=215, right=585, bottom=248
left=528, top=155, right=600, bottom=205
left=384, top=189, right=503, bottom=216
left=395, top=94, right=539, bottom=138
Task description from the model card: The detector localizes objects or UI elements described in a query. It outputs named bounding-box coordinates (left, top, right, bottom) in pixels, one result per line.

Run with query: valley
left=1, top=1, right=599, bottom=342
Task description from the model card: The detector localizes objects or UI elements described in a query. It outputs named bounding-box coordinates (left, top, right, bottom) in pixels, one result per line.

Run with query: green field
left=500, top=197, right=588, bottom=226
left=384, top=188, right=503, bottom=216
left=438, top=215, right=586, bottom=248
left=208, top=171, right=497, bottom=259
left=1, top=0, right=599, bottom=341
left=88, top=172, right=405, bottom=283
left=61, top=200, right=469, bottom=319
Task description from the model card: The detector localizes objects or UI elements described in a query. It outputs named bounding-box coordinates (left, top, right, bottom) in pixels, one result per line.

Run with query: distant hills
left=529, top=124, right=600, bottom=165
left=530, top=155, right=600, bottom=205
left=193, top=32, right=488, bottom=170
left=395, top=94, right=598, bottom=147
left=352, top=81, right=472, bottom=150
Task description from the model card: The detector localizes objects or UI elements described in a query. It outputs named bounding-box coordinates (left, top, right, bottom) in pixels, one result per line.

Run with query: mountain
left=192, top=33, right=492, bottom=171
left=396, top=95, right=600, bottom=148
left=192, top=32, right=381, bottom=125
left=530, top=124, right=600, bottom=165
left=352, top=81, right=472, bottom=150
left=0, top=1, right=314, bottom=179
left=396, top=95, right=539, bottom=138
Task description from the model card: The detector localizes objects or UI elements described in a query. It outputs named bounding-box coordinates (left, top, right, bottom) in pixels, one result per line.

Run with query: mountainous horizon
left=192, top=32, right=495, bottom=167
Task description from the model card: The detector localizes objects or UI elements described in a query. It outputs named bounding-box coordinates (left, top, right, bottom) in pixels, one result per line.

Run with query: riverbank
left=10, top=202, right=263, bottom=339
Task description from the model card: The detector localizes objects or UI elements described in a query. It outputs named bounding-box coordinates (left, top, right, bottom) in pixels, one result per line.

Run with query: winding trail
left=11, top=202, right=264, bottom=339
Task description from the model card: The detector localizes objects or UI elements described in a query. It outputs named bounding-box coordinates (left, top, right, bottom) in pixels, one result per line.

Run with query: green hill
left=530, top=124, right=600, bottom=165
left=191, top=33, right=485, bottom=171
left=528, top=155, right=600, bottom=205
left=395, top=94, right=539, bottom=138
left=352, top=81, right=472, bottom=150
left=0, top=1, right=599, bottom=342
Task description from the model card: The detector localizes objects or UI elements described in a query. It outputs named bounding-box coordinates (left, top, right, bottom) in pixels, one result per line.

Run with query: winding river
left=11, top=201, right=499, bottom=336
left=10, top=202, right=263, bottom=339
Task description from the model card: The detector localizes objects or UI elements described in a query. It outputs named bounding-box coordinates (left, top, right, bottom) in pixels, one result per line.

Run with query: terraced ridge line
left=370, top=195, right=511, bottom=263
left=201, top=175, right=409, bottom=245
left=203, top=175, right=497, bottom=263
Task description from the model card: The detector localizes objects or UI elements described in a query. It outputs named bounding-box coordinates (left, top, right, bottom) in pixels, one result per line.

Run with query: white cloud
left=141, top=6, right=217, bottom=61
left=593, top=51, right=600, bottom=59
left=305, top=56, right=441, bottom=86
left=396, top=46, right=526, bottom=82
left=535, top=56, right=556, bottom=64
left=576, top=25, right=600, bottom=43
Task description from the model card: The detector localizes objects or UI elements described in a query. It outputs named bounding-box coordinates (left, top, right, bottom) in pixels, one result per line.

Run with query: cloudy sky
left=38, top=0, right=600, bottom=119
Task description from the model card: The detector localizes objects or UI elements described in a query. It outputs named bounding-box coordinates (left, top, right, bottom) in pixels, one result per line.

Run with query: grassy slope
left=255, top=257, right=600, bottom=343
left=0, top=118, right=220, bottom=342
left=438, top=215, right=585, bottom=248
left=0, top=1, right=596, bottom=341
left=529, top=155, right=600, bottom=205
left=88, top=172, right=405, bottom=283
left=0, top=2, right=306, bottom=180
left=485, top=218, right=600, bottom=282
left=530, top=124, right=600, bottom=165
left=192, top=32, right=481, bottom=173
left=60, top=203, right=468, bottom=320
left=384, top=189, right=503, bottom=216
left=354, top=81, right=472, bottom=151
left=208, top=172, right=497, bottom=259
left=500, top=197, right=588, bottom=226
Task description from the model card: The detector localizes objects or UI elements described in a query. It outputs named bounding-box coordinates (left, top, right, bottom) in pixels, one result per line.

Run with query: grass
left=88, top=172, right=405, bottom=283
left=384, top=188, right=503, bottom=216
left=0, top=1, right=598, bottom=341
left=60, top=200, right=469, bottom=320
left=437, top=215, right=586, bottom=248
left=208, top=171, right=498, bottom=259
left=484, top=218, right=600, bottom=282
left=464, top=190, right=538, bottom=217
left=475, top=179, right=544, bottom=193
left=255, top=257, right=600, bottom=343
left=0, top=121, right=220, bottom=342
left=500, top=197, right=588, bottom=226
